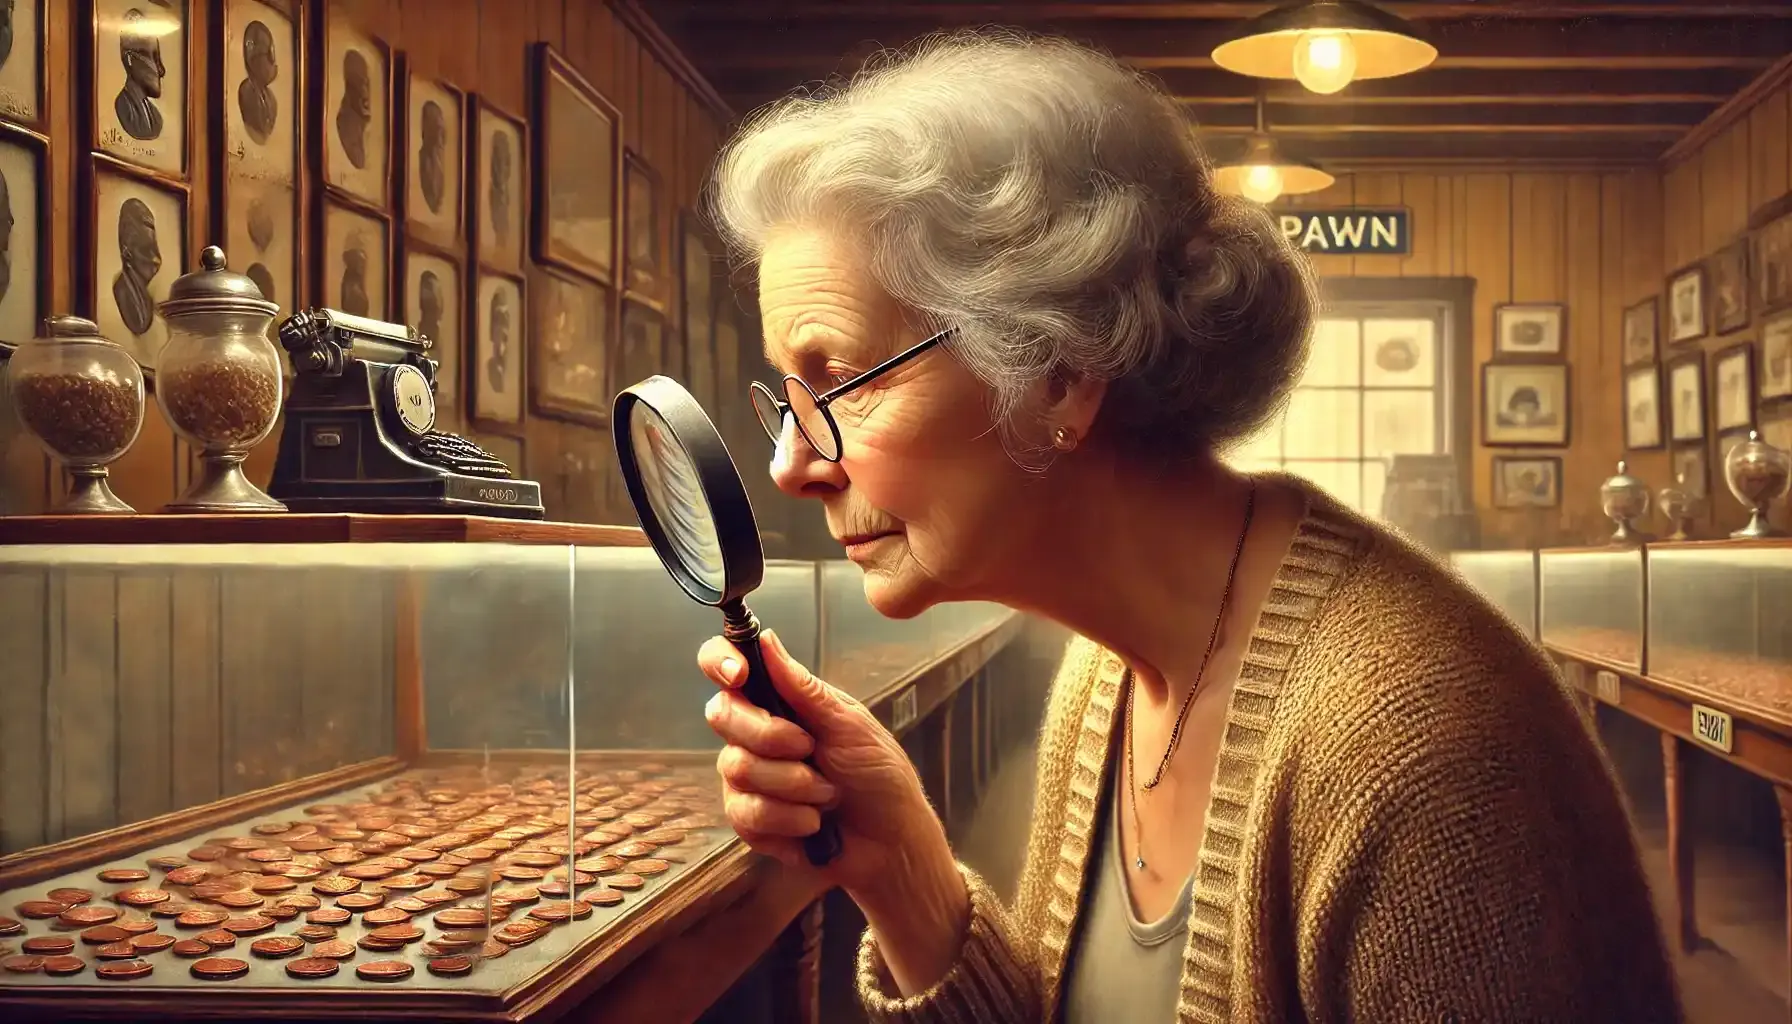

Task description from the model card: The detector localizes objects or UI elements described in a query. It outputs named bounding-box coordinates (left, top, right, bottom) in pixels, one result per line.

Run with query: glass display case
left=1449, top=550, right=1540, bottom=640
left=818, top=560, right=1010, bottom=702
left=1646, top=541, right=1792, bottom=723
left=0, top=521, right=1020, bottom=1016
left=1538, top=546, right=1646, bottom=671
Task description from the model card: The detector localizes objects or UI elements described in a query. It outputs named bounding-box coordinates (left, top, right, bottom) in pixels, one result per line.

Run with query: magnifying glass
left=612, top=375, right=843, bottom=868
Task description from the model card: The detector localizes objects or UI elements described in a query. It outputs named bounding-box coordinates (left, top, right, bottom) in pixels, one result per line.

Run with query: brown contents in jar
left=14, top=373, right=141, bottom=459
left=159, top=358, right=280, bottom=446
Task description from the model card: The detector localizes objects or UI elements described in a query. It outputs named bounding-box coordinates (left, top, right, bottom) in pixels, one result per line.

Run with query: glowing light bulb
left=1292, top=30, right=1358, bottom=95
left=1239, top=164, right=1284, bottom=204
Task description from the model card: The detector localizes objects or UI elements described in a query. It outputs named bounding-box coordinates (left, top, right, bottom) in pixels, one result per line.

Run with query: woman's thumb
left=758, top=630, right=841, bottom=727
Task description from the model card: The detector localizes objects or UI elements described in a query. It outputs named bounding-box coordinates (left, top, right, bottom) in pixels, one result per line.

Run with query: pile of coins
left=0, top=762, right=722, bottom=989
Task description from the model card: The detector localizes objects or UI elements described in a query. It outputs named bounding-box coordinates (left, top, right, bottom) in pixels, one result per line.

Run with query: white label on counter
left=1692, top=703, right=1733, bottom=754
left=1594, top=670, right=1620, bottom=705
left=891, top=687, right=918, bottom=732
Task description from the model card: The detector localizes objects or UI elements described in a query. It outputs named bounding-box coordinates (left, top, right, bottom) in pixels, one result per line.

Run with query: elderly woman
left=695, top=31, right=1680, bottom=1024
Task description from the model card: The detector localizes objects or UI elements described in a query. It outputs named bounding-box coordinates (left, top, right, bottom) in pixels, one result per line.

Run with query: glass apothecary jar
left=1724, top=429, right=1790, bottom=539
left=5, top=315, right=145, bottom=513
left=1600, top=460, right=1652, bottom=545
left=155, top=245, right=287, bottom=513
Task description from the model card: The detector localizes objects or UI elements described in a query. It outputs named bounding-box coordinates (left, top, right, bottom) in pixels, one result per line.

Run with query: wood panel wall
left=1285, top=170, right=1662, bottom=547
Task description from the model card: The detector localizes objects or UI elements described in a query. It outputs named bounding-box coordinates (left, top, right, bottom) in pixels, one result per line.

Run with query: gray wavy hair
left=710, top=30, right=1316, bottom=461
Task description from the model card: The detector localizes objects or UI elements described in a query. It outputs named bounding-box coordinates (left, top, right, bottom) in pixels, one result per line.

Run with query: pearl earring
left=1051, top=425, right=1078, bottom=452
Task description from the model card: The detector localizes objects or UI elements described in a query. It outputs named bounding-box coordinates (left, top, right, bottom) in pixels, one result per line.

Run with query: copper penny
left=285, top=956, right=340, bottom=979
left=357, top=935, right=407, bottom=952
left=213, top=891, right=265, bottom=909
left=494, top=921, right=544, bottom=945
left=244, top=848, right=292, bottom=863
left=367, top=924, right=423, bottom=943
left=165, top=866, right=212, bottom=886
left=657, top=850, right=690, bottom=865
left=196, top=929, right=237, bottom=948
left=21, top=939, right=74, bottom=961
left=261, top=904, right=300, bottom=921
left=146, top=856, right=188, bottom=871
left=58, top=905, right=119, bottom=926
left=115, top=887, right=173, bottom=907
left=221, top=915, right=275, bottom=935
left=16, top=900, right=68, bottom=919
left=47, top=887, right=94, bottom=905
left=94, top=940, right=138, bottom=959
left=427, top=954, right=474, bottom=977
left=341, top=863, right=394, bottom=881
left=1, top=954, right=44, bottom=973
left=306, top=907, right=351, bottom=926
left=0, top=915, right=21, bottom=936
left=605, top=874, right=645, bottom=891
left=621, top=811, right=663, bottom=829
left=176, top=909, right=228, bottom=928
left=356, top=959, right=414, bottom=982
left=250, top=877, right=295, bottom=894
left=250, top=935, right=305, bottom=959
left=310, top=939, right=355, bottom=960
left=190, top=956, right=249, bottom=980
left=186, top=846, right=227, bottom=862
left=641, top=829, right=688, bottom=846
left=433, top=908, right=487, bottom=929
left=41, top=955, right=86, bottom=976
left=630, top=859, right=670, bottom=877
left=97, top=868, right=150, bottom=885
left=496, top=865, right=545, bottom=882
left=131, top=932, right=175, bottom=954
left=388, top=896, right=430, bottom=913
left=493, top=885, right=540, bottom=905
left=222, top=838, right=263, bottom=851
left=321, top=848, right=364, bottom=866
left=336, top=892, right=384, bottom=911
left=502, top=851, right=560, bottom=869
left=171, top=939, right=212, bottom=957
left=294, top=924, right=337, bottom=942
left=418, top=862, right=461, bottom=878
left=393, top=847, right=439, bottom=863
left=444, top=877, right=486, bottom=895
left=578, top=855, right=627, bottom=874
left=528, top=904, right=574, bottom=924
left=312, top=876, right=359, bottom=896
left=379, top=874, right=431, bottom=892
left=277, top=893, right=322, bottom=911
left=610, top=841, right=658, bottom=859
left=361, top=907, right=411, bottom=926
left=80, top=925, right=131, bottom=945
left=279, top=865, right=326, bottom=881
left=480, top=939, right=508, bottom=959
left=251, top=821, right=295, bottom=836
left=583, top=888, right=624, bottom=907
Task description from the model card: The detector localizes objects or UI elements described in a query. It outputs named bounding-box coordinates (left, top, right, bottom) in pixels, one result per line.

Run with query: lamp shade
left=1211, top=134, right=1334, bottom=204
left=1211, top=1, right=1437, bottom=85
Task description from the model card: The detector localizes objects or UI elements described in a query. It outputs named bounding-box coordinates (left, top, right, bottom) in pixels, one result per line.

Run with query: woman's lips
left=838, top=532, right=896, bottom=557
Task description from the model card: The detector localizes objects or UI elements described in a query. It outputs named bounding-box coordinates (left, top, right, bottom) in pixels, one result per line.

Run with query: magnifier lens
left=627, top=404, right=727, bottom=593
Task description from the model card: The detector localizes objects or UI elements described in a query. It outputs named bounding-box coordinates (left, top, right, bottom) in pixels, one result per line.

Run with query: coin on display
left=96, top=958, right=155, bottom=980
left=190, top=956, right=250, bottom=980
left=285, top=956, right=341, bottom=979
left=41, top=955, right=87, bottom=976
left=355, top=959, right=415, bottom=982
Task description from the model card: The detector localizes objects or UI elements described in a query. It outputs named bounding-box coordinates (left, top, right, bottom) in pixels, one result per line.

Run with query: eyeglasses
left=749, top=328, right=954, bottom=462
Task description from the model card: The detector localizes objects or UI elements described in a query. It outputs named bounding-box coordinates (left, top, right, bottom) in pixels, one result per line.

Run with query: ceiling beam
left=1201, top=133, right=1668, bottom=163
left=657, top=2, right=1792, bottom=21
left=1182, top=101, right=1713, bottom=132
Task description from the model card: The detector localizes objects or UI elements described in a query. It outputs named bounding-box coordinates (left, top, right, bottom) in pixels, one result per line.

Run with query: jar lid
left=28, top=314, right=123, bottom=348
left=159, top=246, right=280, bottom=318
left=1603, top=459, right=1644, bottom=489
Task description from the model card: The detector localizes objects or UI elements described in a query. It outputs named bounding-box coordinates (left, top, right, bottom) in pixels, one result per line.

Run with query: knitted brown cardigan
left=856, top=488, right=1682, bottom=1023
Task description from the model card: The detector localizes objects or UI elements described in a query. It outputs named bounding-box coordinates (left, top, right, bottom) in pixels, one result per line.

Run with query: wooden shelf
left=0, top=514, right=650, bottom=547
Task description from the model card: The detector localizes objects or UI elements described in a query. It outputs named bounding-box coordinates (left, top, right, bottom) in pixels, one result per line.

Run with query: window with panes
left=1226, top=303, right=1451, bottom=518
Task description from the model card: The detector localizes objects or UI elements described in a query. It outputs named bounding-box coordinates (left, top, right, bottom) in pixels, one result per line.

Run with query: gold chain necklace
left=1124, top=480, right=1256, bottom=873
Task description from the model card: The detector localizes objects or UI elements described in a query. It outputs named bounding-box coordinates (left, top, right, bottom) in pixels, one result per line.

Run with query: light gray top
left=1058, top=755, right=1194, bottom=1024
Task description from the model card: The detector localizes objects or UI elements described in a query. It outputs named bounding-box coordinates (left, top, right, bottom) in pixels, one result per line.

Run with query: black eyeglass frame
left=749, top=327, right=955, bottom=463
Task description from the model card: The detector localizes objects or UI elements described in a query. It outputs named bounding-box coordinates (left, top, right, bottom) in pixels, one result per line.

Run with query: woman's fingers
left=697, top=636, right=747, bottom=689
left=717, top=745, right=837, bottom=806
left=722, top=784, right=822, bottom=838
left=705, top=690, right=814, bottom=760
left=732, top=830, right=805, bottom=867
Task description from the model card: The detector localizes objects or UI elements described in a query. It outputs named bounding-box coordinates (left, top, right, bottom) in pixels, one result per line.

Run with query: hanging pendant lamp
left=1211, top=97, right=1333, bottom=205
left=1211, top=1, right=1437, bottom=96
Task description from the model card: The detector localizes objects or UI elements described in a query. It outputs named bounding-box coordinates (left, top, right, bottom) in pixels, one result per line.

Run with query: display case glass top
left=1449, top=550, right=1540, bottom=641
left=1538, top=546, right=1646, bottom=671
left=1646, top=541, right=1792, bottom=724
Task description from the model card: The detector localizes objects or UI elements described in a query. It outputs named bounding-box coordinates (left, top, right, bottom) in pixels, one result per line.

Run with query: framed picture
left=1763, top=308, right=1792, bottom=403
left=1713, top=342, right=1754, bottom=433
left=1623, top=364, right=1661, bottom=451
left=531, top=44, right=618, bottom=283
left=88, top=158, right=188, bottom=370
left=320, top=196, right=388, bottom=319
left=1481, top=363, right=1568, bottom=447
left=404, top=69, right=463, bottom=248
left=1711, top=239, right=1750, bottom=335
left=1666, top=353, right=1705, bottom=443
left=402, top=243, right=460, bottom=410
left=1622, top=297, right=1657, bottom=368
left=0, top=0, right=46, bottom=129
left=680, top=212, right=717, bottom=408
left=1762, top=407, right=1792, bottom=468
left=218, top=0, right=300, bottom=317
left=1491, top=456, right=1560, bottom=510
left=1670, top=445, right=1708, bottom=500
left=617, top=297, right=665, bottom=395
left=0, top=127, right=44, bottom=349
left=90, top=0, right=189, bottom=179
left=1668, top=263, right=1707, bottom=344
left=1754, top=196, right=1792, bottom=316
left=1493, top=303, right=1563, bottom=358
left=529, top=265, right=611, bottom=426
left=472, top=97, right=525, bottom=274
left=471, top=270, right=524, bottom=430
left=622, top=149, right=663, bottom=304
left=318, top=8, right=389, bottom=209
left=1718, top=428, right=1753, bottom=468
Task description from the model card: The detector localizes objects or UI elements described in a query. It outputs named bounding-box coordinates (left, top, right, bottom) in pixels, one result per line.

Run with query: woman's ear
left=1044, top=367, right=1108, bottom=443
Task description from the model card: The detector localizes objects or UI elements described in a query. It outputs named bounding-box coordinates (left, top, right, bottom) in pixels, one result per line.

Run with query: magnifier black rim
left=612, top=375, right=764, bottom=607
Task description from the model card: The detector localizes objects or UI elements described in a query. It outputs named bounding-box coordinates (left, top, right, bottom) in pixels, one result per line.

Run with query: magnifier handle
left=736, top=633, right=845, bottom=868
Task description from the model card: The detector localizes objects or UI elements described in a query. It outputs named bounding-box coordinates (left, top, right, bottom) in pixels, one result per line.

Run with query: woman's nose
left=769, top=415, right=846, bottom=497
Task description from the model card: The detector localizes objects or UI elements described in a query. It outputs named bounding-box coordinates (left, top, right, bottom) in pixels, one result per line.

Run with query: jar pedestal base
left=54, top=466, right=134, bottom=515
left=163, top=453, right=286, bottom=514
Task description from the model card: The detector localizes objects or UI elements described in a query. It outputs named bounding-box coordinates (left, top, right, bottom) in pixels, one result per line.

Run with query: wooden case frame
left=529, top=43, right=621, bottom=286
left=1665, top=350, right=1707, bottom=444
left=469, top=95, right=527, bottom=276
left=397, top=64, right=466, bottom=250
left=80, top=0, right=195, bottom=183
left=469, top=266, right=527, bottom=436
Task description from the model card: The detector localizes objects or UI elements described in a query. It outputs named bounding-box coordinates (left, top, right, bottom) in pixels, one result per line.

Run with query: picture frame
left=1762, top=308, right=1792, bottom=403
left=1666, top=352, right=1705, bottom=444
left=0, top=125, right=48, bottom=349
left=529, top=265, right=612, bottom=427
left=471, top=96, right=526, bottom=275
left=85, top=156, right=190, bottom=372
left=1493, top=303, right=1563, bottom=359
left=316, top=5, right=390, bottom=210
left=1710, top=239, right=1750, bottom=335
left=616, top=296, right=665, bottom=397
left=1491, top=455, right=1561, bottom=510
left=1712, top=341, right=1754, bottom=433
left=215, top=0, right=301, bottom=318
left=1481, top=362, right=1569, bottom=447
left=679, top=211, right=718, bottom=409
left=1762, top=406, right=1792, bottom=470
left=401, top=240, right=462, bottom=411
left=1667, top=262, right=1707, bottom=344
left=1623, top=364, right=1661, bottom=452
left=402, top=66, right=463, bottom=249
left=0, top=0, right=48, bottom=130
left=1670, top=445, right=1708, bottom=500
left=87, top=0, right=190, bottom=180
left=1753, top=194, right=1792, bottom=316
left=531, top=44, right=619, bottom=284
left=1718, top=428, right=1753, bottom=469
left=622, top=148, right=664, bottom=306
left=1621, top=296, right=1658, bottom=369
left=319, top=194, right=389, bottom=319
left=470, top=269, right=525, bottom=432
